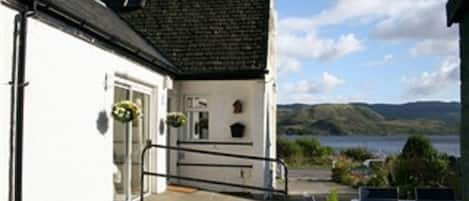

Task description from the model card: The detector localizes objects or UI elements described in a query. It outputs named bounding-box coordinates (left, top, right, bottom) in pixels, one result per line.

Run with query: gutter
left=35, top=0, right=179, bottom=76
left=8, top=1, right=36, bottom=201
left=4, top=0, right=180, bottom=77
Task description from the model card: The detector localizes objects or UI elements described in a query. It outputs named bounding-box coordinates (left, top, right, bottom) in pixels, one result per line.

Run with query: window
left=185, top=96, right=209, bottom=140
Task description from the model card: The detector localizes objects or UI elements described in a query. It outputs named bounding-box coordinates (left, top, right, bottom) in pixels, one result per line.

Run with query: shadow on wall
left=97, top=110, right=109, bottom=135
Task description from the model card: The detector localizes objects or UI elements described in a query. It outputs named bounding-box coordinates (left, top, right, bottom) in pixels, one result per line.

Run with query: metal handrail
left=140, top=142, right=288, bottom=201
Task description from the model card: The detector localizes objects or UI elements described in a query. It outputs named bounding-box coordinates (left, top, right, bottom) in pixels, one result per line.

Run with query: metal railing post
left=140, top=140, right=152, bottom=201
left=139, top=143, right=289, bottom=200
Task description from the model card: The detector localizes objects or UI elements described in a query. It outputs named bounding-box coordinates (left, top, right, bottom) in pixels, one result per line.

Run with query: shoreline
left=279, top=133, right=460, bottom=137
left=281, top=135, right=461, bottom=157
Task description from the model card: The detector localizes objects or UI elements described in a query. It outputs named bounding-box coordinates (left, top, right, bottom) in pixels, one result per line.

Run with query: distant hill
left=278, top=101, right=460, bottom=136
left=355, top=102, right=460, bottom=123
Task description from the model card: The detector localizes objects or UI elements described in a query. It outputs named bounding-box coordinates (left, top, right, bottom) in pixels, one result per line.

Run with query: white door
left=113, top=81, right=153, bottom=201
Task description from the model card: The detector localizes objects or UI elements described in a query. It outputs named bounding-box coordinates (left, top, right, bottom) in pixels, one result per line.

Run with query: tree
left=389, top=135, right=450, bottom=199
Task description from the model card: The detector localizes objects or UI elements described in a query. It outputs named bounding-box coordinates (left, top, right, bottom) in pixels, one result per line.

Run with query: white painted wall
left=265, top=0, right=278, bottom=185
left=167, top=2, right=279, bottom=192
left=0, top=5, right=16, bottom=201
left=169, top=80, right=269, bottom=192
left=17, top=18, right=169, bottom=201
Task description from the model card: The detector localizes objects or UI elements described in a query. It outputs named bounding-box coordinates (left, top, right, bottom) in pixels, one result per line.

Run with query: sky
left=276, top=0, right=460, bottom=105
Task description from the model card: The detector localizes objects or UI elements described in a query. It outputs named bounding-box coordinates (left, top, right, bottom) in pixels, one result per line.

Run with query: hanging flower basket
left=166, top=112, right=187, bottom=128
left=111, top=100, right=141, bottom=123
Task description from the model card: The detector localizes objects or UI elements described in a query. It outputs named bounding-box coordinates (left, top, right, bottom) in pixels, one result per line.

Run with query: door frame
left=114, top=76, right=157, bottom=201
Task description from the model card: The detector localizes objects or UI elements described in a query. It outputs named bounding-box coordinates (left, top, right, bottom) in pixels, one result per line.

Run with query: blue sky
left=276, top=0, right=460, bottom=104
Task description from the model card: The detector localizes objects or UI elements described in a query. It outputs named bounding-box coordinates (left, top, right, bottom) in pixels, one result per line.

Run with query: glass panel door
left=113, top=86, right=130, bottom=201
left=113, top=84, right=152, bottom=201
left=131, top=91, right=150, bottom=200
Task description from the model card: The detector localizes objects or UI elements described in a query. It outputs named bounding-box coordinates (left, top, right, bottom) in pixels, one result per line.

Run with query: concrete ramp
left=146, top=190, right=257, bottom=201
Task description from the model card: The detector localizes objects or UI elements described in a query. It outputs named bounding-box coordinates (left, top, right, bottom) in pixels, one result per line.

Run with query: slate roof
left=5, top=0, right=272, bottom=78
left=118, top=0, right=271, bottom=75
left=4, top=0, right=178, bottom=74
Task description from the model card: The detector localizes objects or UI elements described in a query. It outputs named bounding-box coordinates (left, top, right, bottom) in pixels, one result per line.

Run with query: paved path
left=148, top=189, right=357, bottom=201
left=288, top=168, right=332, bottom=181
left=147, top=191, right=255, bottom=201
left=287, top=168, right=357, bottom=197
left=148, top=168, right=357, bottom=201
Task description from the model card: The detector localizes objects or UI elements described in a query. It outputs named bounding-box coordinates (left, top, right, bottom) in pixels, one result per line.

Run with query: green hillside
left=278, top=102, right=459, bottom=135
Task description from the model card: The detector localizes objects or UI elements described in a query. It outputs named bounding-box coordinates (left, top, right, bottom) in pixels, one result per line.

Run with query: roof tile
left=118, top=0, right=270, bottom=74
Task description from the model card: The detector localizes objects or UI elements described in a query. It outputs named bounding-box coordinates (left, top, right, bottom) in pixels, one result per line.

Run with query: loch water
left=285, top=135, right=460, bottom=157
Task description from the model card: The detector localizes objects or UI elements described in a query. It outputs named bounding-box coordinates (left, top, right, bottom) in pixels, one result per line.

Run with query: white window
left=185, top=96, right=209, bottom=140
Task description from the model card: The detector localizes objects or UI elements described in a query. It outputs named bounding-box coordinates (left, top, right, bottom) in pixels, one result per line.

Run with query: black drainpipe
left=8, top=13, right=20, bottom=201
left=8, top=2, right=36, bottom=201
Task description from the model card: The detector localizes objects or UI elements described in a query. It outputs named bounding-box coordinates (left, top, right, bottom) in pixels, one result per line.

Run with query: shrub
left=322, top=146, right=335, bottom=156
left=401, top=135, right=437, bottom=159
left=332, top=157, right=353, bottom=183
left=366, top=165, right=389, bottom=187
left=341, top=147, right=375, bottom=162
left=327, top=188, right=339, bottom=201
left=277, top=137, right=334, bottom=167
left=277, top=137, right=303, bottom=165
left=389, top=135, right=452, bottom=199
left=295, top=137, right=323, bottom=157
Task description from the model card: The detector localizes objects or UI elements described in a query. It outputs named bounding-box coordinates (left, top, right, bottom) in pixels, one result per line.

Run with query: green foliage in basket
left=112, top=100, right=141, bottom=123
left=166, top=112, right=187, bottom=128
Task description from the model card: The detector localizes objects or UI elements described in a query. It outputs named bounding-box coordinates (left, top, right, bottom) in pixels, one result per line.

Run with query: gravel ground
left=285, top=168, right=357, bottom=199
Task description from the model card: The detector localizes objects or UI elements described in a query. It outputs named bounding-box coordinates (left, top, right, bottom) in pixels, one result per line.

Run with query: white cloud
left=278, top=1, right=370, bottom=65
left=279, top=93, right=367, bottom=105
left=367, top=0, right=459, bottom=58
left=366, top=54, right=393, bottom=67
left=384, top=54, right=393, bottom=61
left=403, top=57, right=460, bottom=98
left=310, top=0, right=422, bottom=27
left=276, top=0, right=460, bottom=103
left=278, top=0, right=457, bottom=62
left=372, top=1, right=456, bottom=41
left=322, top=72, right=345, bottom=90
left=278, top=17, right=314, bottom=34
left=284, top=72, right=345, bottom=94
left=278, top=56, right=302, bottom=75
left=302, top=0, right=449, bottom=40
left=278, top=31, right=363, bottom=62
left=410, top=39, right=459, bottom=57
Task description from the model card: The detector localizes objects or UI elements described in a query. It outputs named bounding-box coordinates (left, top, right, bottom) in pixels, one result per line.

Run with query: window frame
left=184, top=95, right=210, bottom=141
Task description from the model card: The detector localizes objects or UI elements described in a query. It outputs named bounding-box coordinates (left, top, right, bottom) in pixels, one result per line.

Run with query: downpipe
left=8, top=13, right=20, bottom=201
left=8, top=2, right=36, bottom=201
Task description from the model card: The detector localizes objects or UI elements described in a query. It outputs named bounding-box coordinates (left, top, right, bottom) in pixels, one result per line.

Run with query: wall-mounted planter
left=230, top=123, right=245, bottom=138
left=166, top=112, right=187, bottom=128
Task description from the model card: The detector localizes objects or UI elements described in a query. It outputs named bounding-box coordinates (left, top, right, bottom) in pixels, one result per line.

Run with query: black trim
left=140, top=143, right=288, bottom=201
left=14, top=11, right=28, bottom=201
left=34, top=1, right=179, bottom=75
left=177, top=140, right=253, bottom=146
left=263, top=0, right=271, bottom=72
left=160, top=143, right=277, bottom=162
left=5, top=0, right=180, bottom=77
left=8, top=13, right=20, bottom=201
left=102, top=0, right=147, bottom=11
left=4, top=0, right=272, bottom=80
left=177, top=163, right=253, bottom=169
left=9, top=8, right=32, bottom=201
left=447, top=0, right=469, bottom=26
left=175, top=70, right=268, bottom=80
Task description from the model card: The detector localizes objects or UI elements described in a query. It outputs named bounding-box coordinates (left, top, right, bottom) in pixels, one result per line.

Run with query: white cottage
left=0, top=0, right=278, bottom=201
